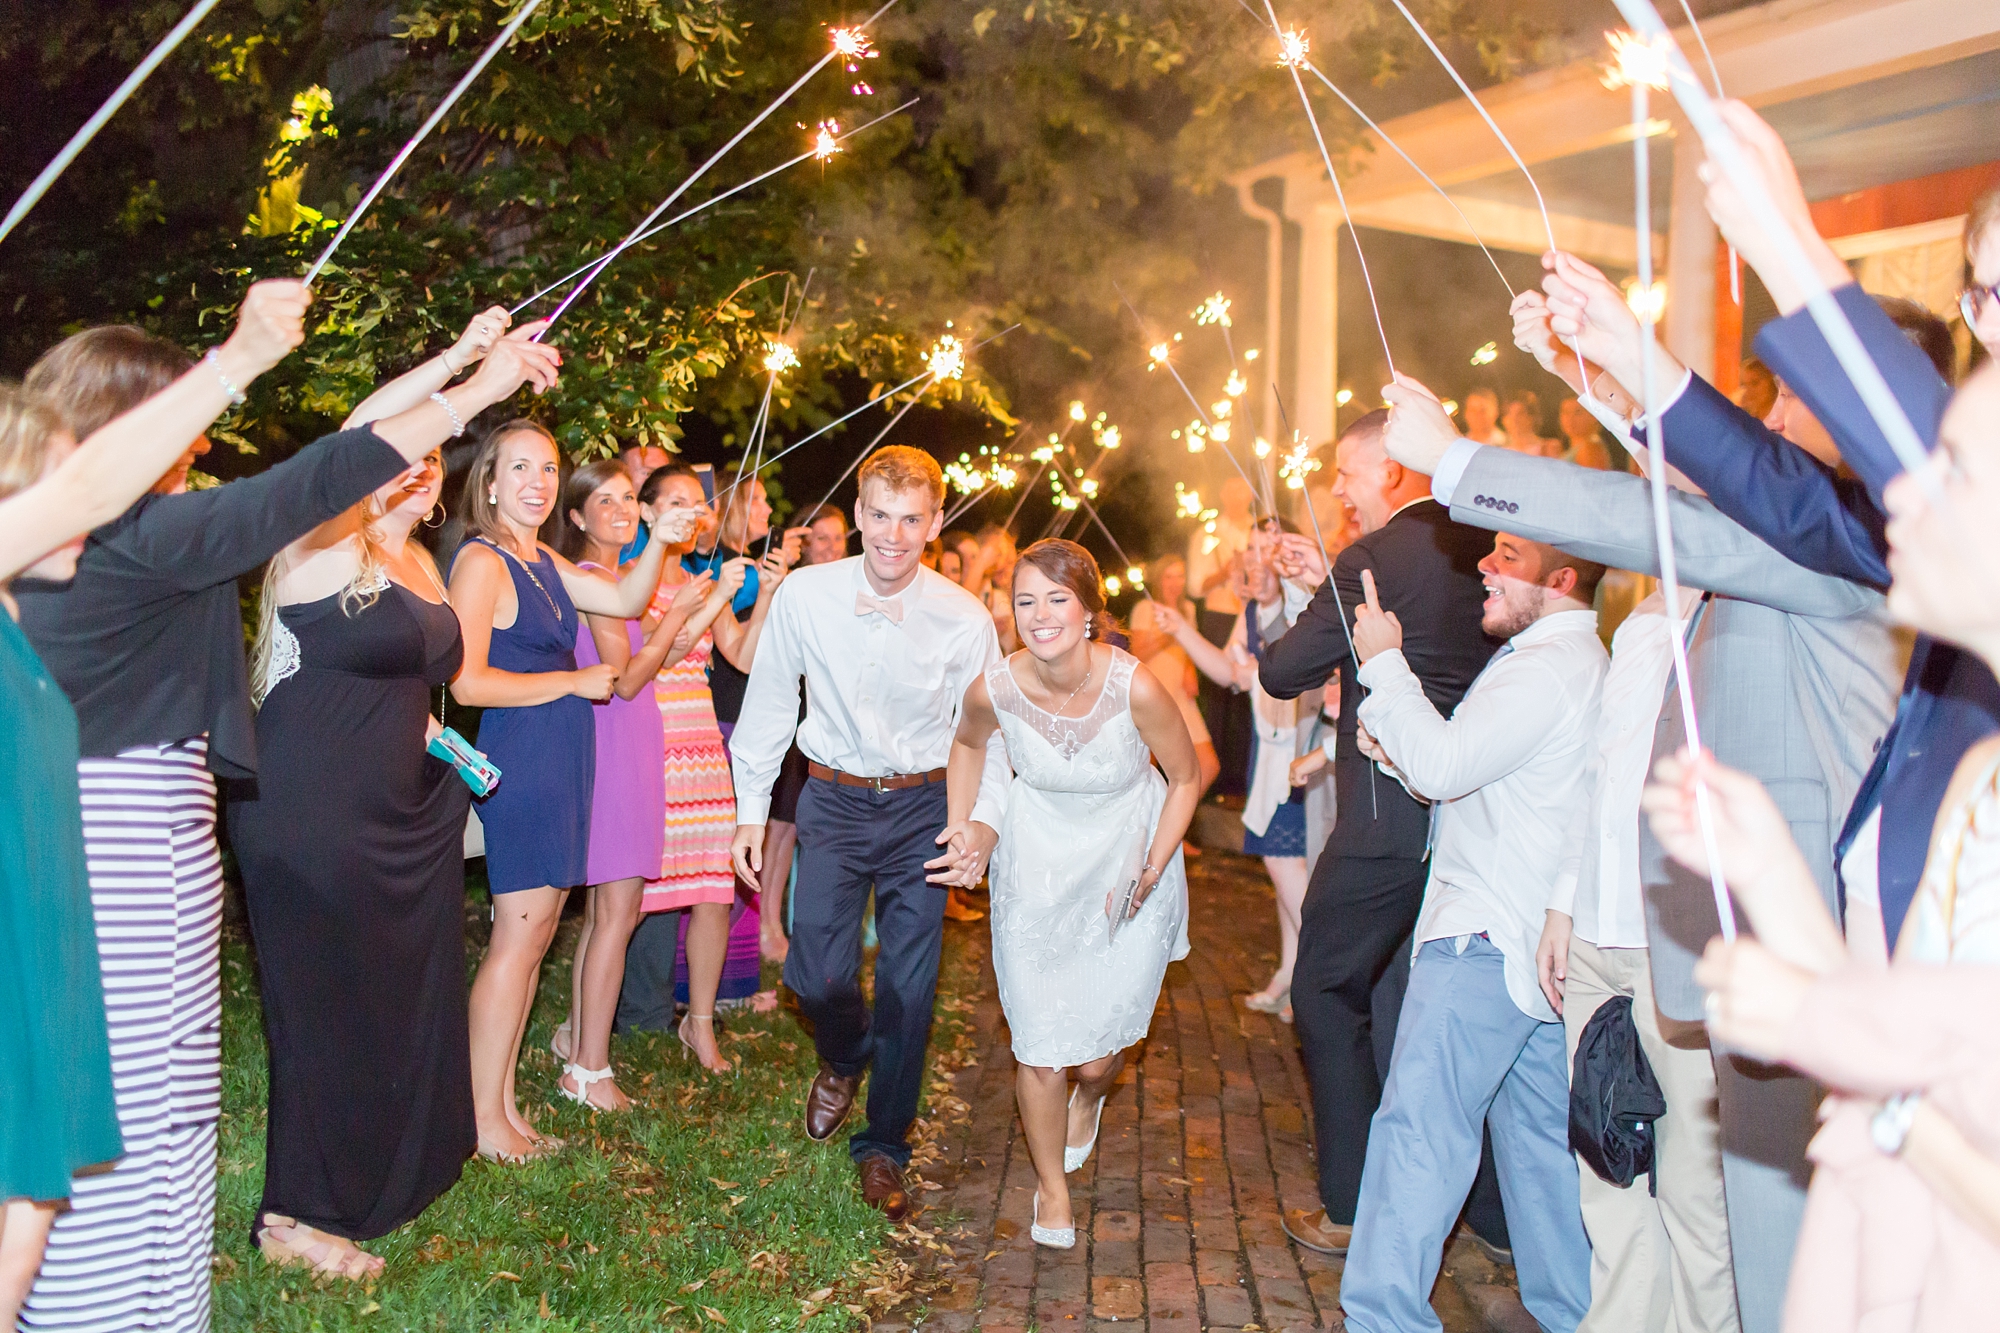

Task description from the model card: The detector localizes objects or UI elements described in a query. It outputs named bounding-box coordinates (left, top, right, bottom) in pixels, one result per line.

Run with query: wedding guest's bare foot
left=257, top=1214, right=384, bottom=1281
left=678, top=1013, right=734, bottom=1074
left=760, top=928, right=790, bottom=965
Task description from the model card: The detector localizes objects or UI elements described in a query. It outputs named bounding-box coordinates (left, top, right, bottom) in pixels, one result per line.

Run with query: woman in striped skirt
left=12, top=304, right=561, bottom=1325
left=0, top=285, right=312, bottom=1326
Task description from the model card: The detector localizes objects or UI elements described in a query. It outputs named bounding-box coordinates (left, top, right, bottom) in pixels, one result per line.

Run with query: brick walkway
left=880, top=848, right=1532, bottom=1333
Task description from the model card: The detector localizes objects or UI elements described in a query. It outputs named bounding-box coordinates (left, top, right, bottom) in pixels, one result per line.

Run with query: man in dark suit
left=1259, top=409, right=1500, bottom=1253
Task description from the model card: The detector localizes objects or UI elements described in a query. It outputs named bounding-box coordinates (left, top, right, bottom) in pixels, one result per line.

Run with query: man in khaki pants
left=1537, top=586, right=1738, bottom=1333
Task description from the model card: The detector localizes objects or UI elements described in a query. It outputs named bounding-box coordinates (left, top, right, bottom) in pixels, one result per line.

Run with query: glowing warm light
left=1185, top=420, right=1208, bottom=454
left=1194, top=293, right=1233, bottom=327
left=1126, top=566, right=1144, bottom=584
left=1602, top=29, right=1672, bottom=91
left=1280, top=442, right=1323, bottom=492
left=1058, top=494, right=1079, bottom=511
left=1212, top=400, right=1232, bottom=420
left=1470, top=341, right=1499, bottom=366
left=1625, top=277, right=1668, bottom=325
left=761, top=341, right=799, bottom=373
left=811, top=120, right=841, bottom=162
left=993, top=465, right=1018, bottom=489
left=1225, top=369, right=1248, bottom=398
left=1081, top=479, right=1099, bottom=497
left=1105, top=576, right=1122, bottom=595
left=1334, top=388, right=1354, bottom=407
left=924, top=333, right=966, bottom=381
left=1276, top=28, right=1311, bottom=68
left=1097, top=425, right=1122, bottom=449
left=1031, top=446, right=1056, bottom=463
left=830, top=27, right=874, bottom=59
left=1441, top=399, right=1459, bottom=416
left=1069, top=400, right=1087, bottom=421
left=1243, top=348, right=1260, bottom=362
left=1210, top=421, right=1232, bottom=444
left=1253, top=437, right=1272, bottom=459
left=1148, top=341, right=1172, bottom=368
left=1175, top=484, right=1203, bottom=518
left=944, top=459, right=986, bottom=494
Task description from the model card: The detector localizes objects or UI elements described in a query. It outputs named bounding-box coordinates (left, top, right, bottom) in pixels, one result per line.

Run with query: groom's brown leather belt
left=807, top=762, right=947, bottom=792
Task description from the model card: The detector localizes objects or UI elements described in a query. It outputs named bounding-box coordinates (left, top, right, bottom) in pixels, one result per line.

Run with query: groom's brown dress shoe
left=805, top=1065, right=860, bottom=1141
left=1282, top=1207, right=1353, bottom=1255
left=857, top=1154, right=912, bottom=1222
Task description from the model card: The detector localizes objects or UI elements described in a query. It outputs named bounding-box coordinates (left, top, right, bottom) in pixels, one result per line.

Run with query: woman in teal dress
left=0, top=281, right=308, bottom=1324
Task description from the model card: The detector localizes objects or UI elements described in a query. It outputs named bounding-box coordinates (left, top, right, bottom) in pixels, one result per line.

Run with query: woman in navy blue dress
left=447, top=421, right=696, bottom=1162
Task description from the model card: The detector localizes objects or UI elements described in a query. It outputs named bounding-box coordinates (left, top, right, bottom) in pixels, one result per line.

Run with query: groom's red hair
left=858, top=445, right=944, bottom=510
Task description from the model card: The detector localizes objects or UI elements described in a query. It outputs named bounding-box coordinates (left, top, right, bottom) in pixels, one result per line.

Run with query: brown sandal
left=256, top=1213, right=382, bottom=1282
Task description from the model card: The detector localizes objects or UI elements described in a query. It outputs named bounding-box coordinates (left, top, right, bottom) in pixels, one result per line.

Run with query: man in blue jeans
left=1339, top=535, right=1609, bottom=1333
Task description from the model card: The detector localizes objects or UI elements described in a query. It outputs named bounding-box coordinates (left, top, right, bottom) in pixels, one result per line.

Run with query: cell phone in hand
left=692, top=462, right=715, bottom=503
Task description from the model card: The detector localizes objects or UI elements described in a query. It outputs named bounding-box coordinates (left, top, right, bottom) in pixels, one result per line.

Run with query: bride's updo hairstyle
left=1013, top=539, right=1119, bottom=642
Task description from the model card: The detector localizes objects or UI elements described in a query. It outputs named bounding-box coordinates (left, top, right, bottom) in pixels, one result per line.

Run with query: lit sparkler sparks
left=811, top=119, right=842, bottom=161
left=1147, top=341, right=1172, bottom=368
left=1069, top=400, right=1087, bottom=421
left=1096, top=424, right=1121, bottom=449
left=1194, top=293, right=1233, bottom=327
left=1105, top=576, right=1122, bottom=594
left=1127, top=566, right=1145, bottom=585
left=762, top=340, right=800, bottom=373
left=1253, top=437, right=1273, bottom=459
left=1470, top=341, right=1499, bottom=366
left=1184, top=421, right=1208, bottom=454
left=1602, top=29, right=1673, bottom=90
left=1276, top=28, right=1311, bottom=69
left=1210, top=421, right=1232, bottom=444
left=1225, top=369, right=1248, bottom=398
left=923, top=333, right=966, bottom=381
left=1280, top=441, right=1323, bottom=491
left=829, top=25, right=879, bottom=94
left=1625, top=277, right=1668, bottom=324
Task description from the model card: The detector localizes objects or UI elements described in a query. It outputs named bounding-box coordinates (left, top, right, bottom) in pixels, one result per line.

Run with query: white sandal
left=559, top=1062, right=618, bottom=1109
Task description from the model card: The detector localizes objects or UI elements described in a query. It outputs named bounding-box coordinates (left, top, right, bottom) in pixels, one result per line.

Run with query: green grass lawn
left=210, top=882, right=981, bottom=1331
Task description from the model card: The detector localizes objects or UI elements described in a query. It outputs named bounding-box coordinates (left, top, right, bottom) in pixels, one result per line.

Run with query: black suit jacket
left=1260, top=498, right=1499, bottom=860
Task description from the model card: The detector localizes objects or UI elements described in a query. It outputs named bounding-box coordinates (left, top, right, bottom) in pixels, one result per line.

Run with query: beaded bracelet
left=204, top=348, right=246, bottom=406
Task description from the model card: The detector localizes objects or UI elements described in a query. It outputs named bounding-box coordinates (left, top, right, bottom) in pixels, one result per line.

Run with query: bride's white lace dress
left=987, top=647, right=1190, bottom=1068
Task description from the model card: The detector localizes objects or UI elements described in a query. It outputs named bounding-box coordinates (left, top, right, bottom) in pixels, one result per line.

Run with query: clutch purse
left=428, top=726, right=501, bottom=797
left=1107, top=875, right=1142, bottom=944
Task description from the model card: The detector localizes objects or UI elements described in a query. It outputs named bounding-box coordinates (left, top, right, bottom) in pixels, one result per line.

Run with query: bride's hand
left=925, top=819, right=998, bottom=886
left=1125, top=861, right=1166, bottom=913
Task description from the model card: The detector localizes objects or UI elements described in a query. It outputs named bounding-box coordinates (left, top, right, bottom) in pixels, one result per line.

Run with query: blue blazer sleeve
left=1755, top=283, right=1951, bottom=502
left=1647, top=371, right=1889, bottom=589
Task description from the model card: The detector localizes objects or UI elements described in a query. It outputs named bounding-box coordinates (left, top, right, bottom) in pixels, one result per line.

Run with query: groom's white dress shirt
left=730, top=556, right=1011, bottom=828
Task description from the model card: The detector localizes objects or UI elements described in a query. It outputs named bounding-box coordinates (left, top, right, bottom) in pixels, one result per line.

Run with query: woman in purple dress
left=551, top=460, right=714, bottom=1110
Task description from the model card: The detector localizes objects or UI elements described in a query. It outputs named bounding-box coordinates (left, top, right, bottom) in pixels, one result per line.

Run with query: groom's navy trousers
left=783, top=773, right=950, bottom=1167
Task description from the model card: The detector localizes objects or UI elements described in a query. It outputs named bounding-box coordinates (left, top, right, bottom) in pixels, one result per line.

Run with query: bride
left=939, top=538, right=1203, bottom=1248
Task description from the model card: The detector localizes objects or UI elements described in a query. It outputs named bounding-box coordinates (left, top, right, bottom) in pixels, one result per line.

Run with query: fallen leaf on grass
left=681, top=1279, right=706, bottom=1293
left=707, top=1178, right=740, bottom=1191
left=808, top=1287, right=835, bottom=1302
left=488, top=1271, right=522, bottom=1283
left=702, top=1306, right=726, bottom=1323
left=359, top=1302, right=380, bottom=1315
left=538, top=1292, right=552, bottom=1319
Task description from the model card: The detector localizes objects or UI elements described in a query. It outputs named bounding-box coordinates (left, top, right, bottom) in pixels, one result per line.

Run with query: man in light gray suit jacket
left=1378, top=383, right=1899, bottom=1333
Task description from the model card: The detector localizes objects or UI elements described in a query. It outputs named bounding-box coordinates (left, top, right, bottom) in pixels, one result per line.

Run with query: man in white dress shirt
left=1536, top=589, right=1740, bottom=1333
left=1337, top=534, right=1608, bottom=1333
left=729, top=446, right=1010, bottom=1221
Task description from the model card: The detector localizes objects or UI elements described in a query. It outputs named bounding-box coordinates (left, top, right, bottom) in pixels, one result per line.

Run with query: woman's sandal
left=256, top=1213, right=383, bottom=1282
left=558, top=1063, right=629, bottom=1112
left=550, top=1019, right=574, bottom=1064
left=677, top=1012, right=734, bottom=1074
left=1244, top=987, right=1290, bottom=1016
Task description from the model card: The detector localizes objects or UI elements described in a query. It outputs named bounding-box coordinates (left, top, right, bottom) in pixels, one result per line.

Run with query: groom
left=730, top=445, right=1011, bottom=1219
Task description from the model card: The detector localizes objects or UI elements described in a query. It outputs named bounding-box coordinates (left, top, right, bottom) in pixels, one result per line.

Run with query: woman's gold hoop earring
left=423, top=501, right=445, bottom=529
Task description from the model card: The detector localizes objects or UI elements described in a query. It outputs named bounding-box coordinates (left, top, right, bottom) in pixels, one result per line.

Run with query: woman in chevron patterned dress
left=631, top=465, right=773, bottom=1073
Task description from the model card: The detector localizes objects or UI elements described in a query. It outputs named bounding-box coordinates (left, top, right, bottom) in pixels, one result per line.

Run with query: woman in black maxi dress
left=226, top=577, right=474, bottom=1244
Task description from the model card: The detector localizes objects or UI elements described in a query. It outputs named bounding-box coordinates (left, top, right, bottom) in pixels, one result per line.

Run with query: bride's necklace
left=1031, top=651, right=1093, bottom=721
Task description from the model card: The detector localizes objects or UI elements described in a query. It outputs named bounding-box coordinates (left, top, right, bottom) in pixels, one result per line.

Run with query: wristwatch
left=1870, top=1092, right=1923, bottom=1156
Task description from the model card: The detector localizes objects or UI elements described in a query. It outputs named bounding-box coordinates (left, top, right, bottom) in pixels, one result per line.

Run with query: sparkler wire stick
left=1001, top=455, right=1054, bottom=534
left=537, top=0, right=901, bottom=336
left=305, top=0, right=547, bottom=285
left=1382, top=0, right=1599, bottom=399
left=508, top=100, right=916, bottom=316
left=804, top=390, right=928, bottom=518
left=1607, top=0, right=1931, bottom=481
left=1627, top=64, right=1737, bottom=942
left=1661, top=0, right=1739, bottom=305
left=0, top=0, right=223, bottom=247
left=1266, top=1, right=1397, bottom=383
left=944, top=477, right=1004, bottom=527
left=1272, top=382, right=1375, bottom=818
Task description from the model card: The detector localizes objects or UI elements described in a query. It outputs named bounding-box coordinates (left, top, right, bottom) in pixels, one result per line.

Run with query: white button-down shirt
left=730, top=556, right=1010, bottom=828
left=1358, top=609, right=1608, bottom=1021
left=1548, top=591, right=1693, bottom=949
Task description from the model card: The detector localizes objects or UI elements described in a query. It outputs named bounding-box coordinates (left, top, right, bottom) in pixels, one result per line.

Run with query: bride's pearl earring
left=1085, top=615, right=1093, bottom=635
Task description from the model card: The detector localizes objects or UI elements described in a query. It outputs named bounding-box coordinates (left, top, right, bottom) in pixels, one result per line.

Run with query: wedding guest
left=232, top=435, right=472, bottom=1280
left=942, top=539, right=1201, bottom=1246
left=614, top=443, right=672, bottom=562
left=15, top=285, right=535, bottom=1329
left=801, top=503, right=851, bottom=566
left=1502, top=390, right=1562, bottom=457
left=446, top=420, right=692, bottom=1162
left=0, top=285, right=310, bottom=1324
left=937, top=542, right=964, bottom=585
left=1736, top=357, right=1780, bottom=420
left=1557, top=397, right=1613, bottom=471
left=1637, top=358, right=2000, bottom=1333
left=1125, top=553, right=1222, bottom=799
left=1187, top=476, right=1255, bottom=793
left=612, top=465, right=764, bottom=1068
left=1965, top=186, right=2000, bottom=359
left=975, top=523, right=1023, bottom=653
left=548, top=459, right=712, bottom=1110
left=943, top=529, right=980, bottom=588
left=729, top=446, right=1010, bottom=1221
left=1460, top=387, right=1506, bottom=447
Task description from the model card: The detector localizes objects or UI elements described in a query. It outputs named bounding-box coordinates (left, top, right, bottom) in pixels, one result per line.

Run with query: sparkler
left=1610, top=21, right=1736, bottom=941
left=305, top=0, right=547, bottom=286
left=762, top=340, right=801, bottom=374
left=811, top=120, right=843, bottom=162
left=1275, top=28, right=1311, bottom=68
left=923, top=333, right=967, bottom=381
left=510, top=99, right=915, bottom=314
left=0, top=0, right=224, bottom=248
left=1195, top=293, right=1234, bottom=328
left=537, top=0, right=901, bottom=336
left=1263, top=7, right=1397, bottom=381
left=829, top=25, right=879, bottom=94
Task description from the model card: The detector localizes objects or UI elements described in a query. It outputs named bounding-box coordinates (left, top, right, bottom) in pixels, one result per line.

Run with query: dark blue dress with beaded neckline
left=458, top=538, right=595, bottom=893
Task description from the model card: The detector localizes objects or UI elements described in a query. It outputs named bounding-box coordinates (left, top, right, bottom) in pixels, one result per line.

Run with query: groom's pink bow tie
left=854, top=591, right=905, bottom=624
